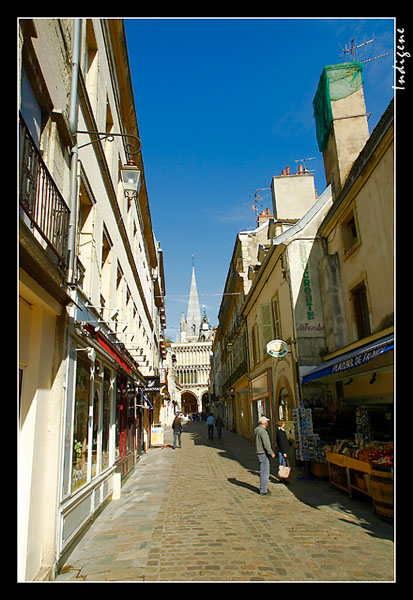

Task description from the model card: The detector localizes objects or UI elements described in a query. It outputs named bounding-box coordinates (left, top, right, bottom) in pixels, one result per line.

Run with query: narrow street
left=56, top=421, right=394, bottom=582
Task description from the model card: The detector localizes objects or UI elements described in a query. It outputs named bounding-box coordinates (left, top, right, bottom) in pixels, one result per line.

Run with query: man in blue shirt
left=206, top=413, right=216, bottom=440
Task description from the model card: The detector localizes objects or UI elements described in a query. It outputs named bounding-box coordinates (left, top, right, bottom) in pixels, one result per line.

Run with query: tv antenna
left=295, top=157, right=316, bottom=173
left=339, top=36, right=389, bottom=63
left=251, top=187, right=270, bottom=217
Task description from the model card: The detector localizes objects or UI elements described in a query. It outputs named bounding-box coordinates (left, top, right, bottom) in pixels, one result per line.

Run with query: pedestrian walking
left=172, top=414, right=183, bottom=449
left=254, top=416, right=275, bottom=495
left=215, top=415, right=223, bottom=439
left=275, top=420, right=292, bottom=483
left=206, top=413, right=216, bottom=440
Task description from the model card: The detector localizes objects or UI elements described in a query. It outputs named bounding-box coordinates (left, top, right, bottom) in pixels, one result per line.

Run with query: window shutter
left=260, top=303, right=274, bottom=351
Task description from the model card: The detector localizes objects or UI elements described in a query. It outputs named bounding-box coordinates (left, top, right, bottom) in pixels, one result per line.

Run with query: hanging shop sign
left=266, top=339, right=289, bottom=358
left=143, top=376, right=161, bottom=393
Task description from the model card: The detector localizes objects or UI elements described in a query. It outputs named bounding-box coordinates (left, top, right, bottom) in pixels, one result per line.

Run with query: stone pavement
left=56, top=421, right=394, bottom=582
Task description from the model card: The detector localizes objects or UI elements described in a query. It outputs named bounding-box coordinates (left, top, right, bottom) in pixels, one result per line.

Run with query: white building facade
left=169, top=267, right=213, bottom=415
left=18, top=18, right=166, bottom=581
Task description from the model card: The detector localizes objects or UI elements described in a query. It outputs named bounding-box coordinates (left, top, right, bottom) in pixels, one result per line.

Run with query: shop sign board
left=151, top=426, right=164, bottom=446
left=302, top=335, right=394, bottom=383
left=266, top=339, right=289, bottom=358
left=143, top=376, right=161, bottom=393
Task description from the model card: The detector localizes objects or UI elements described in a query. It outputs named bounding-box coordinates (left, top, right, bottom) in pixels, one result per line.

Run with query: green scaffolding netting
left=313, top=62, right=364, bottom=152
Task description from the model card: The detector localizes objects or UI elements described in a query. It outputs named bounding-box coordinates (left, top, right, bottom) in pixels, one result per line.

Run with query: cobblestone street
left=56, top=421, right=394, bottom=583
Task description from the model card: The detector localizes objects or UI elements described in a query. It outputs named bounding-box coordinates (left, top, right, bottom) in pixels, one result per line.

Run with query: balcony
left=19, top=115, right=70, bottom=270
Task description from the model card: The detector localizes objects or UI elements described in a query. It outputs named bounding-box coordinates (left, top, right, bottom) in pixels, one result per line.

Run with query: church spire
left=185, top=265, right=202, bottom=340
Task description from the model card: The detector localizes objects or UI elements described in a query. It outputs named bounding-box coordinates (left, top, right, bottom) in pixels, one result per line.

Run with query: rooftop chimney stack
left=313, top=62, right=370, bottom=196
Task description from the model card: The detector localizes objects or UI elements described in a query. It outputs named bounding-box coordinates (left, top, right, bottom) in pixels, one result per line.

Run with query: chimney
left=313, top=62, right=370, bottom=195
left=257, top=208, right=273, bottom=227
left=271, top=170, right=316, bottom=221
left=286, top=166, right=290, bottom=175
left=298, top=164, right=303, bottom=175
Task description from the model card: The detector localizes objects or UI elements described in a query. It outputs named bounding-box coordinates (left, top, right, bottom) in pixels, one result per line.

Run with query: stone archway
left=181, top=391, right=198, bottom=416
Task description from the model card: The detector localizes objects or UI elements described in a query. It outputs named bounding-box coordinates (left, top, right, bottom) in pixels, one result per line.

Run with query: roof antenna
left=339, top=36, right=389, bottom=63
left=294, top=157, right=316, bottom=173
left=250, top=187, right=270, bottom=218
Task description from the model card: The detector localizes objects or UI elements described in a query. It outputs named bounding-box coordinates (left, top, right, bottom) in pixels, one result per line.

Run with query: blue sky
left=124, top=17, right=395, bottom=339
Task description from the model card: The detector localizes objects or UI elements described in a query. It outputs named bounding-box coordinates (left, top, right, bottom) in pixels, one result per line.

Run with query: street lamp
left=121, top=162, right=141, bottom=200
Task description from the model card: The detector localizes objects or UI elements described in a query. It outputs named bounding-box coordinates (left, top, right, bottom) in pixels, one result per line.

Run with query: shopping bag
left=278, top=457, right=291, bottom=479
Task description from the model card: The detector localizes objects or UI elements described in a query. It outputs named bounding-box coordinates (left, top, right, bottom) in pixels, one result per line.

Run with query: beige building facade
left=212, top=62, right=393, bottom=461
left=19, top=18, right=166, bottom=581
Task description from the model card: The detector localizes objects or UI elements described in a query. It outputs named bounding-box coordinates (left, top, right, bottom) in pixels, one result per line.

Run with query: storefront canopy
left=136, top=393, right=154, bottom=410
left=302, top=334, right=394, bottom=384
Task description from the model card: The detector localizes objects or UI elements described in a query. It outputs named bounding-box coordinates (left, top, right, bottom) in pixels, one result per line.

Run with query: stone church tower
left=171, top=265, right=213, bottom=415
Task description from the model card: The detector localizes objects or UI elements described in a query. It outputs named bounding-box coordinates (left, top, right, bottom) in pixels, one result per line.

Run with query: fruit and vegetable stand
left=325, top=451, right=372, bottom=497
left=325, top=442, right=393, bottom=520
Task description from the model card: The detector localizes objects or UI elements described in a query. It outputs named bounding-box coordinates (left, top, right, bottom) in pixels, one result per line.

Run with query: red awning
left=96, top=333, right=133, bottom=375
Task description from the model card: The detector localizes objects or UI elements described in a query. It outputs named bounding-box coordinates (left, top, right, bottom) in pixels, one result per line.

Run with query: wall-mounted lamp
left=74, top=347, right=96, bottom=363
left=369, top=373, right=377, bottom=384
left=121, top=162, right=141, bottom=200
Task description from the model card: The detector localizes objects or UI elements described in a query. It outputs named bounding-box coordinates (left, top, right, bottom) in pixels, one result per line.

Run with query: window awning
left=137, top=393, right=154, bottom=410
left=96, top=333, right=133, bottom=375
left=302, top=334, right=394, bottom=384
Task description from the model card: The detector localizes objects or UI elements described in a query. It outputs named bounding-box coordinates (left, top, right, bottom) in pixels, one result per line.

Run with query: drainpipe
left=67, top=18, right=82, bottom=285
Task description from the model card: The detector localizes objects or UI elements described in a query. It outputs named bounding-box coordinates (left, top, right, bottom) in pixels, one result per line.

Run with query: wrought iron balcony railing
left=19, top=114, right=70, bottom=269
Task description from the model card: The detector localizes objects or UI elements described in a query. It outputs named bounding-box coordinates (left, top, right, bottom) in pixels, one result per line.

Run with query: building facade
left=302, top=66, right=394, bottom=431
left=169, top=266, right=213, bottom=415
left=212, top=62, right=393, bottom=462
left=18, top=18, right=166, bottom=581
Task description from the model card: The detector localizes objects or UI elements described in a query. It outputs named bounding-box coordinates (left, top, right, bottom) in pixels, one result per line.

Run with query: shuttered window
left=260, top=303, right=274, bottom=352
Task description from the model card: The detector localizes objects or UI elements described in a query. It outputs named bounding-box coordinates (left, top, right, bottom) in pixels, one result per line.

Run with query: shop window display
left=101, top=371, right=112, bottom=470
left=91, top=384, right=101, bottom=478
left=278, top=388, right=290, bottom=421
left=72, top=355, right=91, bottom=491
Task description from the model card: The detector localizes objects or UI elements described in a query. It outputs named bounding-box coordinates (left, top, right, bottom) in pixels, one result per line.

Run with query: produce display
left=325, top=439, right=393, bottom=467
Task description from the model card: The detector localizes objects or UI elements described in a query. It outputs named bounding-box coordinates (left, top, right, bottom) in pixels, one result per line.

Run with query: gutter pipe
left=67, top=18, right=82, bottom=285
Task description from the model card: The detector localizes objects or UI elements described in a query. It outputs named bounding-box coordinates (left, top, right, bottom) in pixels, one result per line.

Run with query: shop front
left=57, top=307, right=148, bottom=564
left=250, top=369, right=275, bottom=446
left=299, top=331, right=394, bottom=518
left=232, top=376, right=251, bottom=441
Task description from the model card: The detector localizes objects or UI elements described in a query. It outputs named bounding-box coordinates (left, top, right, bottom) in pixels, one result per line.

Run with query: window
left=278, top=388, right=290, bottom=421
left=72, top=355, right=91, bottom=492
left=251, top=323, right=260, bottom=366
left=272, top=296, right=281, bottom=339
left=91, top=381, right=101, bottom=479
left=101, top=370, right=112, bottom=471
left=100, top=225, right=113, bottom=303
left=116, top=262, right=123, bottom=289
left=85, top=20, right=98, bottom=112
left=342, top=208, right=360, bottom=255
left=101, top=225, right=112, bottom=269
left=20, top=66, right=43, bottom=147
left=260, top=303, right=275, bottom=352
left=104, top=98, right=115, bottom=175
left=352, top=282, right=371, bottom=339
